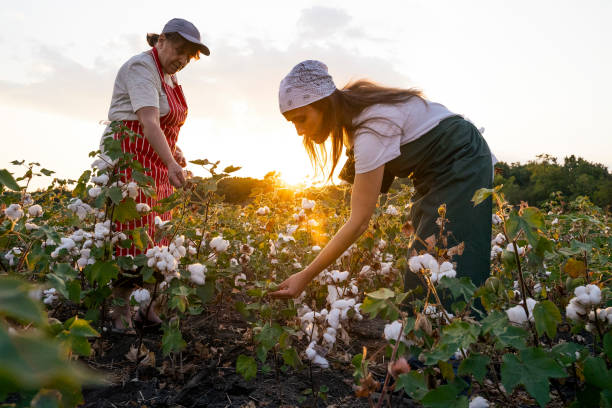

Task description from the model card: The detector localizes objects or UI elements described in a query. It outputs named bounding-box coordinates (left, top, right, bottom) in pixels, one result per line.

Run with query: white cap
left=279, top=60, right=336, bottom=113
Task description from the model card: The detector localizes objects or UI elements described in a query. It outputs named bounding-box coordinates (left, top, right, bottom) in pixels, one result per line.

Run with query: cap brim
left=177, top=32, right=210, bottom=56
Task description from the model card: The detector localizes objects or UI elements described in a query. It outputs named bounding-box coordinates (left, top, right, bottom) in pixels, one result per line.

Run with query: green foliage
left=236, top=354, right=257, bottom=381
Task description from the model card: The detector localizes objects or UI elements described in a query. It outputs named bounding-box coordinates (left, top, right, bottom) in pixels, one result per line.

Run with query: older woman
left=104, top=18, right=209, bottom=331
left=270, top=60, right=494, bottom=300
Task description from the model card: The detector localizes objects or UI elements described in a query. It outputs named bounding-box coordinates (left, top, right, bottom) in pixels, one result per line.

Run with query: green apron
left=340, top=115, right=493, bottom=289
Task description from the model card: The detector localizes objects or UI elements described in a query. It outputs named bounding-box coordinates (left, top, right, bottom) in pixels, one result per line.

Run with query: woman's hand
left=167, top=160, right=186, bottom=188
left=173, top=146, right=187, bottom=167
left=269, top=270, right=312, bottom=299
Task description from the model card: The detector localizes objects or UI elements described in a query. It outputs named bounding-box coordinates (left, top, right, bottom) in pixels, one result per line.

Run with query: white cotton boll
left=286, top=224, right=298, bottom=234
left=25, top=222, right=39, bottom=231
left=326, top=285, right=340, bottom=305
left=385, top=205, right=399, bottom=216
left=574, top=285, right=601, bottom=306
left=312, top=354, right=329, bottom=369
left=88, top=187, right=101, bottom=198
left=292, top=262, right=302, bottom=269
left=439, top=261, right=453, bottom=273
left=301, top=198, right=315, bottom=210
left=256, top=206, right=270, bottom=215
left=305, top=347, right=316, bottom=360
left=230, top=258, right=239, bottom=267
left=136, top=203, right=151, bottom=213
left=188, top=245, right=197, bottom=255
left=359, top=265, right=372, bottom=278
left=130, top=288, right=151, bottom=305
left=408, top=256, right=422, bottom=273
left=307, top=219, right=319, bottom=227
left=4, top=204, right=24, bottom=221
left=380, top=262, right=393, bottom=274
left=469, top=396, right=489, bottom=408
left=506, top=305, right=528, bottom=324
left=190, top=270, right=205, bottom=285
left=332, top=299, right=355, bottom=311
left=312, top=245, right=321, bottom=252
left=77, top=257, right=89, bottom=269
left=327, top=308, right=341, bottom=329
left=125, top=182, right=139, bottom=199
left=27, top=204, right=43, bottom=218
left=323, top=332, right=336, bottom=344
left=278, top=233, right=295, bottom=243
left=187, top=263, right=206, bottom=276
left=91, top=174, right=109, bottom=185
left=384, top=320, right=404, bottom=342
left=301, top=311, right=315, bottom=323
left=234, top=273, right=247, bottom=287
left=331, top=270, right=349, bottom=282
left=156, top=260, right=167, bottom=271
left=60, top=238, right=76, bottom=251
left=492, top=214, right=502, bottom=225
left=551, top=218, right=559, bottom=225
left=209, top=236, right=230, bottom=252
left=506, top=244, right=525, bottom=255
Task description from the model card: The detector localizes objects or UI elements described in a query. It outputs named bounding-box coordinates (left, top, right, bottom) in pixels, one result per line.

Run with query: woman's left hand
left=173, top=146, right=187, bottom=167
left=269, top=270, right=312, bottom=299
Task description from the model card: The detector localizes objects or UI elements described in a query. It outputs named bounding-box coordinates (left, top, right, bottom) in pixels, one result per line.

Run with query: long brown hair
left=290, top=79, right=424, bottom=180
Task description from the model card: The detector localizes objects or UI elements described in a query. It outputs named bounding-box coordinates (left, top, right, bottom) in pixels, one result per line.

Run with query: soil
left=78, top=310, right=561, bottom=408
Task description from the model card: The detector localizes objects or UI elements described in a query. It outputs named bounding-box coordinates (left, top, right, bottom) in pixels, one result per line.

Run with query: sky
left=1, top=0, right=610, bottom=189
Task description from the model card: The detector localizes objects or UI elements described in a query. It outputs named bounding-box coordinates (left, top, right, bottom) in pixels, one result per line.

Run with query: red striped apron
left=113, top=47, right=188, bottom=256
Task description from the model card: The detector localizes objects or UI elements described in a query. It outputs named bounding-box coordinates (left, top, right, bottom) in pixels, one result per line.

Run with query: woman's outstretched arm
left=269, top=164, right=385, bottom=299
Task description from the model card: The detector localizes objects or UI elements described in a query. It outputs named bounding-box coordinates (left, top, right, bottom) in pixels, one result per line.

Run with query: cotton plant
left=67, top=198, right=94, bottom=220
left=187, top=263, right=207, bottom=285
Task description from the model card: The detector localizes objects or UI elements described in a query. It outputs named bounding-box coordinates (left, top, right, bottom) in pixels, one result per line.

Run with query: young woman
left=103, top=18, right=209, bottom=331
left=270, top=60, right=493, bottom=299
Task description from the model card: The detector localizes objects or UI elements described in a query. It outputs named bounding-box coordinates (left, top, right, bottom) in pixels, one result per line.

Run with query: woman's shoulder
left=121, top=51, right=156, bottom=71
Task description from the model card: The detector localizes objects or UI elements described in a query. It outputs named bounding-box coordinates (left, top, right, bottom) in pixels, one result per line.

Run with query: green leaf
left=107, top=186, right=124, bottom=205
left=458, top=353, right=490, bottom=383
left=533, top=300, right=561, bottom=339
left=72, top=170, right=91, bottom=199
left=421, top=384, right=468, bottom=408
left=161, top=324, right=186, bottom=356
left=366, top=288, right=395, bottom=300
left=130, top=227, right=151, bottom=251
left=501, top=347, right=566, bottom=407
left=395, top=371, right=429, bottom=400
left=0, top=169, right=21, bottom=190
left=223, top=165, right=242, bottom=173
left=0, top=277, right=46, bottom=326
left=583, top=356, right=612, bottom=390
left=604, top=332, right=612, bottom=361
left=471, top=187, right=494, bottom=206
left=39, top=168, right=55, bottom=177
left=190, top=159, right=210, bottom=166
left=441, top=321, right=480, bottom=351
left=31, top=389, right=62, bottom=408
left=112, top=198, right=140, bottom=223
left=236, top=354, right=257, bottom=381
left=282, top=347, right=301, bottom=368
left=86, top=261, right=119, bottom=286
left=552, top=342, right=584, bottom=366
left=255, top=323, right=283, bottom=349
left=439, top=277, right=476, bottom=301
left=68, top=317, right=100, bottom=338
left=506, top=208, right=545, bottom=247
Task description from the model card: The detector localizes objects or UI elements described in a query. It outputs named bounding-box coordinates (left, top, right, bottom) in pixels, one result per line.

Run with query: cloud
left=0, top=6, right=411, bottom=131
left=297, top=6, right=352, bottom=39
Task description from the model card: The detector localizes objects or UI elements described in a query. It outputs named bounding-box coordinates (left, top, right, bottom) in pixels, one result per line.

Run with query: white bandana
left=278, top=60, right=337, bottom=113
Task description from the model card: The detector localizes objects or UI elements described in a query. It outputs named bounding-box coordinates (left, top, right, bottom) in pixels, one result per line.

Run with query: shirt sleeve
left=353, top=105, right=404, bottom=173
left=126, top=59, right=160, bottom=113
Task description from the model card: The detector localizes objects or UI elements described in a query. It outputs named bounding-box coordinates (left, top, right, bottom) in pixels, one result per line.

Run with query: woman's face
left=284, top=105, right=328, bottom=144
left=156, top=36, right=191, bottom=75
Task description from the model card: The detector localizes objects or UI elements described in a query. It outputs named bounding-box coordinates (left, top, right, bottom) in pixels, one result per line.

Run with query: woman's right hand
left=167, top=160, right=186, bottom=188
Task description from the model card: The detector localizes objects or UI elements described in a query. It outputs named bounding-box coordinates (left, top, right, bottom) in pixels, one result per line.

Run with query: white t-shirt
left=350, top=98, right=456, bottom=174
left=100, top=51, right=177, bottom=148
left=107, top=51, right=175, bottom=121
